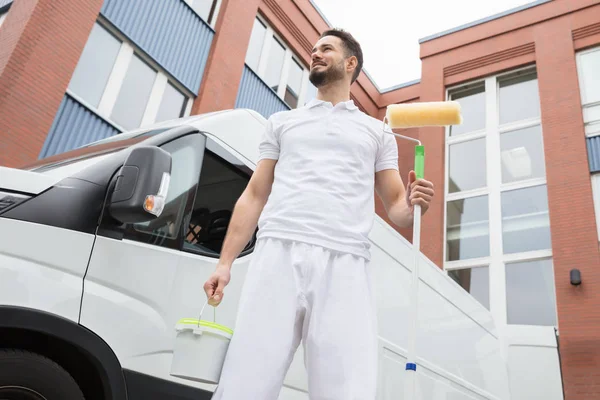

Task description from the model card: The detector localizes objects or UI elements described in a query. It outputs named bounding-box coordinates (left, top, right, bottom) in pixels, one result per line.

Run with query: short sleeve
left=258, top=117, right=280, bottom=161
left=375, top=132, right=399, bottom=172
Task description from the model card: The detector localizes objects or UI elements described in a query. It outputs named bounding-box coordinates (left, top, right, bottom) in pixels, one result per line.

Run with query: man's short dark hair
left=320, top=29, right=363, bottom=84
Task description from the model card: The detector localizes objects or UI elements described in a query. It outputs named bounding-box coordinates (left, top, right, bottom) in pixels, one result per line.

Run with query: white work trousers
left=211, top=237, right=378, bottom=400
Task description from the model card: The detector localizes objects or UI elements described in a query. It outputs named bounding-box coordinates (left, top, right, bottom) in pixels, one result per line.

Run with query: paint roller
left=382, top=100, right=462, bottom=179
left=382, top=101, right=462, bottom=400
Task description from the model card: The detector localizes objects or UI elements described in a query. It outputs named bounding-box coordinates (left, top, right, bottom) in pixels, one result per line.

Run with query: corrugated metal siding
left=100, top=0, right=214, bottom=94
left=235, top=65, right=290, bottom=119
left=40, top=95, right=120, bottom=158
left=0, top=0, right=13, bottom=9
left=587, top=136, right=600, bottom=173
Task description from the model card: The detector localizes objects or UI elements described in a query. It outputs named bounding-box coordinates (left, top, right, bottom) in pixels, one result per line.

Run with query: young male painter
left=204, top=29, right=435, bottom=399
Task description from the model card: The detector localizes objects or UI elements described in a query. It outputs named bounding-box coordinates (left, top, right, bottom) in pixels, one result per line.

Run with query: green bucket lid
left=177, top=318, right=233, bottom=335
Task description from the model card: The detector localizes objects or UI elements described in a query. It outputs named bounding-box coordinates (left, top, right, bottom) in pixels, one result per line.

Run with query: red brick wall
left=0, top=0, right=103, bottom=167
left=415, top=58, right=446, bottom=267
left=192, top=0, right=262, bottom=114
left=535, top=17, right=600, bottom=400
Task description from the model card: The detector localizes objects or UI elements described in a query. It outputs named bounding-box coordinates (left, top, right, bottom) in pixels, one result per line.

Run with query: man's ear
left=346, top=56, right=358, bottom=74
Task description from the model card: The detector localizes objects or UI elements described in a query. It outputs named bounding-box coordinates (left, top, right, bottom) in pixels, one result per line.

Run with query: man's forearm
left=218, top=191, right=266, bottom=269
left=387, top=198, right=414, bottom=229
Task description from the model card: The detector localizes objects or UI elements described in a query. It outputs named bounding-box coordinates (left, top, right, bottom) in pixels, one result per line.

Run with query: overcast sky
left=312, top=0, right=538, bottom=89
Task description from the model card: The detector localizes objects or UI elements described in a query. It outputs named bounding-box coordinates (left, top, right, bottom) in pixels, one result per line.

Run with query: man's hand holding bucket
left=204, top=262, right=231, bottom=306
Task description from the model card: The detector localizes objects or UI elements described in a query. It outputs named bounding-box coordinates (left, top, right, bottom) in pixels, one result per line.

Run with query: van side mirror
left=109, top=146, right=172, bottom=224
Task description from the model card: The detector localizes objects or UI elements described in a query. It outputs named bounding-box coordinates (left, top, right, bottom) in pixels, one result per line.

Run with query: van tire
left=0, top=349, right=85, bottom=399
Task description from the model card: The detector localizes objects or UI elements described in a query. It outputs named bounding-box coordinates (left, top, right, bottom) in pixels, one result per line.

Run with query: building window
left=576, top=46, right=600, bottom=137
left=67, top=22, right=193, bottom=131
left=445, top=68, right=557, bottom=327
left=244, top=16, right=317, bottom=109
left=184, top=0, right=222, bottom=27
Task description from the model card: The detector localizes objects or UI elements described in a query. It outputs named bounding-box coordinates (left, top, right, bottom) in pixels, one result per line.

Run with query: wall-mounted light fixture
left=570, top=269, right=582, bottom=286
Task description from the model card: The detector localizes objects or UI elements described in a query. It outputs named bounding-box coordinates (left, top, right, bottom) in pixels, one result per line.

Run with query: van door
left=79, top=133, right=233, bottom=397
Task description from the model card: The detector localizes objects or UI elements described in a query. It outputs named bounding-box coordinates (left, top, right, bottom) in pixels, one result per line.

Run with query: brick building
left=1, top=0, right=599, bottom=398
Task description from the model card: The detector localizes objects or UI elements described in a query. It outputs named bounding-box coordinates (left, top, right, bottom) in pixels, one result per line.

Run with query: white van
left=0, top=109, right=511, bottom=399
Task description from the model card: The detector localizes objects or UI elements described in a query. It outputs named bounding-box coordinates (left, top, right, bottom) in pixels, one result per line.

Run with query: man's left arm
left=374, top=169, right=435, bottom=229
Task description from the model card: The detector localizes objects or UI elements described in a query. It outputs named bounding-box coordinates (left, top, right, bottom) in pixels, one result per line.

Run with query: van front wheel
left=0, top=349, right=85, bottom=400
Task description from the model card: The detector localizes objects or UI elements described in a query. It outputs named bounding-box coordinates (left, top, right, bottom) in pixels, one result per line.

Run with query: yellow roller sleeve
left=386, top=101, right=462, bottom=129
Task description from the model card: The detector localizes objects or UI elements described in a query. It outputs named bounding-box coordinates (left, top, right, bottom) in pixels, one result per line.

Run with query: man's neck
left=316, top=82, right=351, bottom=106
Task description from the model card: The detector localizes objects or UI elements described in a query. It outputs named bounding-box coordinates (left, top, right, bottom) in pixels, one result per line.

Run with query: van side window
left=183, top=147, right=254, bottom=257
left=123, top=134, right=205, bottom=249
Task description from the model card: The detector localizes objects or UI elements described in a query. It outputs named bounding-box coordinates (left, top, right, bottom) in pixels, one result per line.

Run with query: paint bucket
left=170, top=299, right=233, bottom=384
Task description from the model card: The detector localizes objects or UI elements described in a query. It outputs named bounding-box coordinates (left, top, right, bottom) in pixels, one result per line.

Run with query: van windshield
left=21, top=128, right=171, bottom=174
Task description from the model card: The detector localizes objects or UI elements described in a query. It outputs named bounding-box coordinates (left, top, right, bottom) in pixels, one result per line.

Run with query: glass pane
left=500, top=125, right=546, bottom=183
left=448, top=266, right=489, bottom=309
left=110, top=55, right=157, bottom=130
left=506, top=259, right=557, bottom=326
left=579, top=49, right=600, bottom=105
left=190, top=0, right=214, bottom=22
left=68, top=23, right=121, bottom=108
left=304, top=81, right=318, bottom=106
left=499, top=72, right=541, bottom=125
left=501, top=185, right=551, bottom=254
left=155, top=83, right=186, bottom=123
left=284, top=59, right=303, bottom=108
left=245, top=18, right=266, bottom=71
left=264, top=38, right=285, bottom=91
left=448, top=138, right=486, bottom=193
left=449, top=85, right=486, bottom=136
left=446, top=196, right=490, bottom=261
left=185, top=150, right=251, bottom=255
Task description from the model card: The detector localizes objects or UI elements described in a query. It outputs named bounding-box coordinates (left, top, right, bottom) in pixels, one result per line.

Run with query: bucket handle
left=197, top=297, right=217, bottom=327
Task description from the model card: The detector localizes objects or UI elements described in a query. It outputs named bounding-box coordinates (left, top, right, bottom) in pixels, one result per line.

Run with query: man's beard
left=309, top=61, right=345, bottom=87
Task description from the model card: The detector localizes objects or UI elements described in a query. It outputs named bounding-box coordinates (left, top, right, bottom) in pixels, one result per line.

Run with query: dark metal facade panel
left=588, top=136, right=600, bottom=173
left=100, top=0, right=214, bottom=94
left=39, top=95, right=121, bottom=158
left=235, top=65, right=290, bottom=119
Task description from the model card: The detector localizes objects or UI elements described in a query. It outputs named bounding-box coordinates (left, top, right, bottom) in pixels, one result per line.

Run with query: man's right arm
left=203, top=158, right=277, bottom=305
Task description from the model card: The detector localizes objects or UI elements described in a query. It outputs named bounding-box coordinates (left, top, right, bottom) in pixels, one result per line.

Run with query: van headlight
left=0, top=192, right=31, bottom=214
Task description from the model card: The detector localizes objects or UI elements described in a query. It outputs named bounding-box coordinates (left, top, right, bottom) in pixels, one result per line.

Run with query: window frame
left=245, top=14, right=314, bottom=109
left=576, top=45, right=600, bottom=138
left=183, top=0, right=222, bottom=28
left=443, top=65, right=557, bottom=329
left=67, top=19, right=194, bottom=133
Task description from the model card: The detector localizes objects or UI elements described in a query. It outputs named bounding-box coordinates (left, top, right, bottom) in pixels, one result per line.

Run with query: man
left=205, top=29, right=434, bottom=399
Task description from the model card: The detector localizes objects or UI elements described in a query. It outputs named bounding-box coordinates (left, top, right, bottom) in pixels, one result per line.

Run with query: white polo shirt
left=256, top=98, right=399, bottom=260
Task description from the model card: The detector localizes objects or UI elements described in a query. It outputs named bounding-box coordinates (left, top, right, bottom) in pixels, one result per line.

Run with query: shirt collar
left=305, top=98, right=359, bottom=111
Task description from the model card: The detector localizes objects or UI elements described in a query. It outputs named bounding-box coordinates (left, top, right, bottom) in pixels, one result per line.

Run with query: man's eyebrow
left=312, top=43, right=333, bottom=53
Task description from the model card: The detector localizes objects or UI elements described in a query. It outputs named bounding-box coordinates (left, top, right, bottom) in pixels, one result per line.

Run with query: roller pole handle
left=414, top=145, right=425, bottom=180
left=404, top=145, right=424, bottom=400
